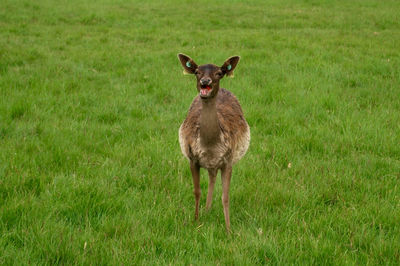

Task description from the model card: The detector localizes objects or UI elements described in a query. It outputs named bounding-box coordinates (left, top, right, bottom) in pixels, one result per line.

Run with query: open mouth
left=200, top=84, right=212, bottom=97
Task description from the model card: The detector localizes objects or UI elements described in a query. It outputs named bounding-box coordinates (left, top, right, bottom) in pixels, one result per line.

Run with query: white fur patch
left=178, top=124, right=189, bottom=159
left=233, top=125, right=250, bottom=164
left=179, top=122, right=250, bottom=169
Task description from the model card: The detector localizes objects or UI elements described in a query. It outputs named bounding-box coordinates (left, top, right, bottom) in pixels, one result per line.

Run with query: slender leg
left=206, top=169, right=217, bottom=210
left=221, top=165, right=232, bottom=233
left=190, top=161, right=201, bottom=220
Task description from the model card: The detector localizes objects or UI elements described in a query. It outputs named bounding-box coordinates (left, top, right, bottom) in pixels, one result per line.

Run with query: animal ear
left=221, top=56, right=240, bottom=78
left=177, top=53, right=198, bottom=75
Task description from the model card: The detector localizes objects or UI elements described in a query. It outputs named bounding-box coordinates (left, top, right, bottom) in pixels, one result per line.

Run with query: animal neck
left=200, top=97, right=220, bottom=146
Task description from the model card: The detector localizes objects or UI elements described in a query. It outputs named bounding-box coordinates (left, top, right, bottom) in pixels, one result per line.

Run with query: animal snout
left=200, top=78, right=212, bottom=86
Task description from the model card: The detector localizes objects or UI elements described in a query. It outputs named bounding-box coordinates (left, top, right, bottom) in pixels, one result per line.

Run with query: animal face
left=195, top=64, right=223, bottom=98
left=178, top=54, right=240, bottom=99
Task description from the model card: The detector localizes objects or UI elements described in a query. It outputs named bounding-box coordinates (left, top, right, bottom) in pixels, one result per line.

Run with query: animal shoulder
left=216, top=88, right=244, bottom=116
left=183, top=89, right=244, bottom=125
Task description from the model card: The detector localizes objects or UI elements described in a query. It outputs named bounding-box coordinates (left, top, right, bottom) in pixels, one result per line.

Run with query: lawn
left=1, top=0, right=399, bottom=264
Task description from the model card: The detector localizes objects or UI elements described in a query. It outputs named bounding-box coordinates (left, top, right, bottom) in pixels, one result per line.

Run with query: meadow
left=1, top=0, right=400, bottom=264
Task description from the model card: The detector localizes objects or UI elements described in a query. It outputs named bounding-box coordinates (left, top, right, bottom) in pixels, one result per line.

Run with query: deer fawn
left=178, top=54, right=250, bottom=233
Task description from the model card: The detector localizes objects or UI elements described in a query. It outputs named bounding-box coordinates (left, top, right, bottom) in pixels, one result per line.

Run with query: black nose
left=200, top=78, right=211, bottom=86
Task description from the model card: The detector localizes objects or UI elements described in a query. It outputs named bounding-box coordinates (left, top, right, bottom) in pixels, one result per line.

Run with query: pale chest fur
left=179, top=124, right=250, bottom=169
left=178, top=89, right=250, bottom=170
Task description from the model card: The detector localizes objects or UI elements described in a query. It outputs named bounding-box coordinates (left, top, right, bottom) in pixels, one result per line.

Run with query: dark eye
left=216, top=71, right=223, bottom=77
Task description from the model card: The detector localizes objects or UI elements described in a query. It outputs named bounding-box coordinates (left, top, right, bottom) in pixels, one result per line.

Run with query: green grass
left=1, top=0, right=400, bottom=264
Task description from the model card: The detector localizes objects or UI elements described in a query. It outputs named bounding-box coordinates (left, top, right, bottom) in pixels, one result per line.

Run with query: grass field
left=1, top=0, right=400, bottom=264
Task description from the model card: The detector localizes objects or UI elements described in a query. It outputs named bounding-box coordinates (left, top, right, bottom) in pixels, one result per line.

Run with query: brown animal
left=178, top=53, right=250, bottom=232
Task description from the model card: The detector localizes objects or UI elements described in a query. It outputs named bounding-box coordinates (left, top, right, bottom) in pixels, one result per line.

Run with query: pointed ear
left=221, top=56, right=240, bottom=77
left=177, top=53, right=198, bottom=75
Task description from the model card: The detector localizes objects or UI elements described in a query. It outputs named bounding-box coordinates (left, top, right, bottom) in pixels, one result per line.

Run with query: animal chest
left=189, top=133, right=231, bottom=169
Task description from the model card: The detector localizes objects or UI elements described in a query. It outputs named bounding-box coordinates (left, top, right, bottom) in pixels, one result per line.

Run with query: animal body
left=178, top=53, right=250, bottom=232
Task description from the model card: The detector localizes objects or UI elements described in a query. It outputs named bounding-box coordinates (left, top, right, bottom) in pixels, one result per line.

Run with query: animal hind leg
left=221, top=164, right=232, bottom=233
left=206, top=168, right=218, bottom=210
left=190, top=161, right=201, bottom=220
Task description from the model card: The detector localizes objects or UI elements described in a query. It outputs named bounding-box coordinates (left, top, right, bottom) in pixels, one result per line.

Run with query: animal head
left=178, top=54, right=240, bottom=99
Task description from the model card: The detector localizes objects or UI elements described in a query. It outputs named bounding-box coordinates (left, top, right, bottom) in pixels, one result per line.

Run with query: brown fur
left=177, top=54, right=250, bottom=233
left=179, top=89, right=250, bottom=168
